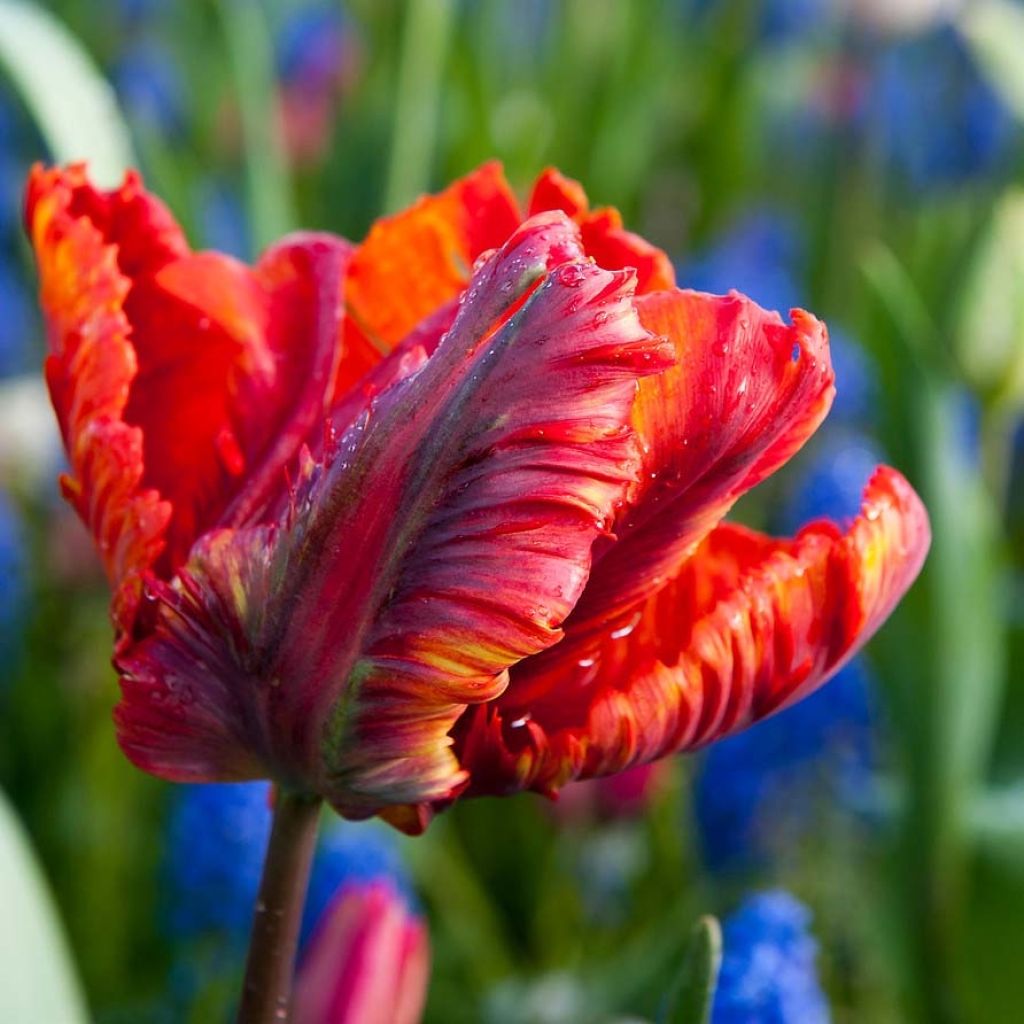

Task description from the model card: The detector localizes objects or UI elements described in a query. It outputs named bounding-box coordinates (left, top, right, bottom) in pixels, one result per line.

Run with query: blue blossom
left=825, top=329, right=876, bottom=427
left=779, top=432, right=886, bottom=532
left=276, top=4, right=350, bottom=94
left=681, top=210, right=802, bottom=317
left=865, top=26, right=1015, bottom=190
left=164, top=781, right=272, bottom=943
left=0, top=489, right=28, bottom=679
left=196, top=178, right=251, bottom=261
left=165, top=782, right=414, bottom=952
left=694, top=658, right=875, bottom=869
left=713, top=890, right=830, bottom=1024
left=112, top=40, right=187, bottom=138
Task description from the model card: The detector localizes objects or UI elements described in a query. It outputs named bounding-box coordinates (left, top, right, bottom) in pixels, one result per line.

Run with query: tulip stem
left=237, top=788, right=322, bottom=1024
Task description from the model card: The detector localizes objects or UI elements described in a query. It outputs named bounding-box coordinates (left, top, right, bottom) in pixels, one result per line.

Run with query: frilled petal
left=527, top=168, right=676, bottom=293
left=114, top=212, right=674, bottom=827
left=26, top=166, right=353, bottom=636
left=456, top=467, right=929, bottom=796
left=557, top=287, right=836, bottom=656
left=26, top=165, right=177, bottom=636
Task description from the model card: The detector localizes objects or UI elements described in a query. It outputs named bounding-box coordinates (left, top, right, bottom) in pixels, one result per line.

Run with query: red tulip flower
left=293, top=881, right=430, bottom=1024
left=25, top=162, right=928, bottom=835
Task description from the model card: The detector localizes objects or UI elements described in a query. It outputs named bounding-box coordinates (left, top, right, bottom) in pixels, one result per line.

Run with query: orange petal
left=528, top=167, right=676, bottom=293
left=344, top=161, right=521, bottom=357
left=457, top=467, right=930, bottom=796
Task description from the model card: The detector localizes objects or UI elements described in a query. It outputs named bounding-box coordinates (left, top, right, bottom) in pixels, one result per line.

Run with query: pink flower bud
left=294, top=881, right=430, bottom=1024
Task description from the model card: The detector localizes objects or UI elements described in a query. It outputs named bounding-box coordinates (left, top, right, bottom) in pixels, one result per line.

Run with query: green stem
left=383, top=0, right=456, bottom=213
left=237, top=790, right=322, bottom=1024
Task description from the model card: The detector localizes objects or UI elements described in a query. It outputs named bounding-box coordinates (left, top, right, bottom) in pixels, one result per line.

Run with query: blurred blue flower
left=165, top=782, right=414, bottom=953
left=277, top=4, right=350, bottom=94
left=694, top=658, right=875, bottom=869
left=865, top=26, right=1015, bottom=190
left=196, top=178, right=251, bottom=261
left=0, top=489, right=29, bottom=679
left=165, top=781, right=272, bottom=943
left=112, top=40, right=187, bottom=138
left=713, top=890, right=830, bottom=1024
left=681, top=210, right=802, bottom=316
left=826, top=329, right=876, bottom=426
left=779, top=432, right=885, bottom=531
left=0, top=261, right=36, bottom=378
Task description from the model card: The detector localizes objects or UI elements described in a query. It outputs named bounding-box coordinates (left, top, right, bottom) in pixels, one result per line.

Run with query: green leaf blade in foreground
left=0, top=0, right=134, bottom=186
left=664, top=915, right=723, bottom=1024
left=0, top=789, right=88, bottom=1024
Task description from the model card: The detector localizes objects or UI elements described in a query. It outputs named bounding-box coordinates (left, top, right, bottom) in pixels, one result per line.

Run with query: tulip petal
left=294, top=882, right=430, bottom=1024
left=344, top=161, right=521, bottom=356
left=26, top=166, right=353, bottom=631
left=26, top=164, right=176, bottom=636
left=559, top=287, right=836, bottom=653
left=115, top=213, right=674, bottom=822
left=528, top=167, right=676, bottom=293
left=457, top=467, right=929, bottom=796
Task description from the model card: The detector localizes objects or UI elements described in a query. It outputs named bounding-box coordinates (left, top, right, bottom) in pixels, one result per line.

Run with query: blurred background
left=2, top=0, right=1024, bottom=1021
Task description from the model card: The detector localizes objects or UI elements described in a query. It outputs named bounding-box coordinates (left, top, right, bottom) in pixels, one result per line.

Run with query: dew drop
left=559, top=264, right=586, bottom=288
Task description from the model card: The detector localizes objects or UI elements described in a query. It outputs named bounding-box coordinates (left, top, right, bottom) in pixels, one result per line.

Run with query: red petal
left=26, top=165, right=174, bottom=635
left=27, top=166, right=353, bottom=635
left=457, top=467, right=930, bottom=796
left=528, top=167, right=676, bottom=293
left=114, top=213, right=674, bottom=822
left=560, top=288, right=835, bottom=653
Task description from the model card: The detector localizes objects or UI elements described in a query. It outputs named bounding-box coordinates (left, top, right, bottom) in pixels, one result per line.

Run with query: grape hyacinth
left=712, top=890, right=830, bottom=1024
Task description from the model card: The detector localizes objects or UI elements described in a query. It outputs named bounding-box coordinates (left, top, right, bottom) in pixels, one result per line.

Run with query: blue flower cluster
left=712, top=890, right=830, bottom=1024
left=864, top=26, right=1014, bottom=191
left=164, top=781, right=414, bottom=951
left=694, top=659, right=875, bottom=868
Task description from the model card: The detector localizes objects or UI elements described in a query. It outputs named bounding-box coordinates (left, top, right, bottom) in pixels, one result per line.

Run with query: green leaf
left=0, top=0, right=133, bottom=185
left=960, top=0, right=1024, bottom=123
left=0, top=790, right=88, bottom=1023
left=663, top=915, right=722, bottom=1024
